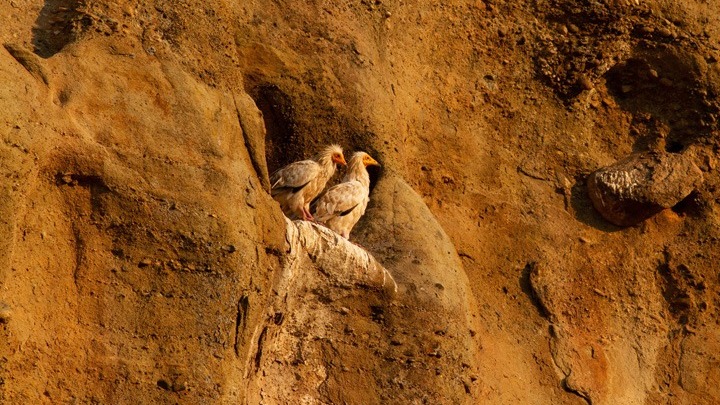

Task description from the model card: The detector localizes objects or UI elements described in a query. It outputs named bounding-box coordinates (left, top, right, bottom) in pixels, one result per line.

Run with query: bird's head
left=348, top=151, right=380, bottom=169
left=324, top=144, right=347, bottom=166
left=361, top=153, right=380, bottom=167
left=332, top=151, right=347, bottom=166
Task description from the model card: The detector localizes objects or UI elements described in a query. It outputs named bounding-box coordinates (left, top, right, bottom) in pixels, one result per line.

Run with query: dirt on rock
left=2, top=0, right=720, bottom=404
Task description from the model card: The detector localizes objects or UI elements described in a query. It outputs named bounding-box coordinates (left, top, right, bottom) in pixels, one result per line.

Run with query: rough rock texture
left=244, top=218, right=397, bottom=404
left=588, top=151, right=704, bottom=226
left=2, top=0, right=720, bottom=404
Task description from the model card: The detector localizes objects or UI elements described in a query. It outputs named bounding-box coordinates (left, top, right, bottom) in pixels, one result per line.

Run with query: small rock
left=657, top=27, right=674, bottom=37
left=639, top=25, right=655, bottom=35
left=339, top=307, right=350, bottom=315
left=621, top=84, right=633, bottom=93
left=578, top=75, right=593, bottom=90
left=139, top=258, right=153, bottom=267
left=60, top=174, right=73, bottom=184
left=172, top=380, right=187, bottom=392
left=0, top=304, right=11, bottom=323
left=588, top=151, right=703, bottom=226
left=648, top=69, right=659, bottom=79
left=659, top=77, right=673, bottom=87
left=656, top=27, right=677, bottom=38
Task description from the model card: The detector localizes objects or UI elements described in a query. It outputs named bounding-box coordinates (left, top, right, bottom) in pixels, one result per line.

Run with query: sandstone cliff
left=2, top=1, right=720, bottom=404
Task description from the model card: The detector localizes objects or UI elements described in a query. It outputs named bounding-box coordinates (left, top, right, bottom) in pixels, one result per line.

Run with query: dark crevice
left=234, top=295, right=250, bottom=357
left=248, top=83, right=302, bottom=175
left=55, top=173, right=107, bottom=189
left=232, top=93, right=270, bottom=190
left=254, top=326, right=268, bottom=370
left=519, top=262, right=551, bottom=320
left=561, top=378, right=593, bottom=405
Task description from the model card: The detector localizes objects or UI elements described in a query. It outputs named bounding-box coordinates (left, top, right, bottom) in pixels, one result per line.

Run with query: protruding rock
left=0, top=303, right=11, bottom=323
left=286, top=219, right=397, bottom=294
left=588, top=151, right=703, bottom=226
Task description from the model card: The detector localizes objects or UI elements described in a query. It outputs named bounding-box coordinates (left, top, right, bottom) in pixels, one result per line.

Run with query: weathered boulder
left=588, top=151, right=703, bottom=226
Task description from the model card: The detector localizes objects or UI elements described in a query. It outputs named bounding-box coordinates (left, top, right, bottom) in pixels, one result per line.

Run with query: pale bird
left=313, top=151, right=380, bottom=239
left=270, top=144, right=347, bottom=221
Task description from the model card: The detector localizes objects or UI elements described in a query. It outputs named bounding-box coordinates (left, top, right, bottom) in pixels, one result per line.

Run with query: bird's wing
left=315, top=181, right=366, bottom=219
left=270, top=160, right=320, bottom=192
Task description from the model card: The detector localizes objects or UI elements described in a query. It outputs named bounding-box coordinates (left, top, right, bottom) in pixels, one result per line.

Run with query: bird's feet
left=302, top=208, right=315, bottom=222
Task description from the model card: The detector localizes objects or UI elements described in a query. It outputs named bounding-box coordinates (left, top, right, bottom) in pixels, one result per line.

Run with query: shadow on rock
left=32, top=0, right=89, bottom=58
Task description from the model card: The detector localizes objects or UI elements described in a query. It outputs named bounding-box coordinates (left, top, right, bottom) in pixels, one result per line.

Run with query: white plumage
left=313, top=151, right=380, bottom=239
left=270, top=144, right=347, bottom=221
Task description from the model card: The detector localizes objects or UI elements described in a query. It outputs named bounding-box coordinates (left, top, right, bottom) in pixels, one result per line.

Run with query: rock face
left=2, top=0, right=720, bottom=404
left=245, top=179, right=482, bottom=404
left=588, top=151, right=704, bottom=226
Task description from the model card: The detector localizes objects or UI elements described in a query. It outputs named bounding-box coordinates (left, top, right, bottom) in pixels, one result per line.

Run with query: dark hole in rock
left=664, top=140, right=685, bottom=153
left=604, top=49, right=716, bottom=155
left=248, top=83, right=301, bottom=174
left=156, top=379, right=171, bottom=391
left=248, top=80, right=383, bottom=188
left=32, top=0, right=91, bottom=58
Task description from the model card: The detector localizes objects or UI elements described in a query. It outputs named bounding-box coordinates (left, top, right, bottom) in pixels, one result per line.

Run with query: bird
left=313, top=151, right=380, bottom=239
left=270, top=144, right=347, bottom=221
